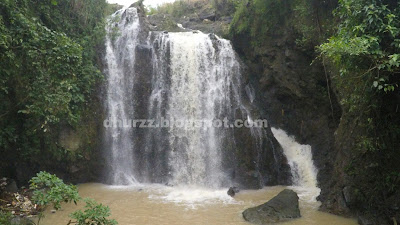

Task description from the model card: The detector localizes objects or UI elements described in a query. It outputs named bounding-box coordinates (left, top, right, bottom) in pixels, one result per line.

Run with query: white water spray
left=149, top=32, right=242, bottom=188
left=271, top=127, right=321, bottom=201
left=104, top=8, right=140, bottom=185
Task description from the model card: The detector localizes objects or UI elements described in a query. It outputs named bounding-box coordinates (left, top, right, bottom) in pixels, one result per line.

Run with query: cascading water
left=271, top=128, right=321, bottom=201
left=104, top=6, right=291, bottom=189
left=145, top=32, right=242, bottom=188
left=104, top=8, right=140, bottom=185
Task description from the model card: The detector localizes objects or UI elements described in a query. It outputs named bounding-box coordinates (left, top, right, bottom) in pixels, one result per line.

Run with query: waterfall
left=146, top=32, right=242, bottom=188
left=103, top=6, right=291, bottom=189
left=271, top=128, right=321, bottom=200
left=104, top=8, right=140, bottom=185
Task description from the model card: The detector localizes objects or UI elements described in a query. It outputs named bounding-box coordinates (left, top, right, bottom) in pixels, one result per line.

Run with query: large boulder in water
left=242, top=189, right=301, bottom=224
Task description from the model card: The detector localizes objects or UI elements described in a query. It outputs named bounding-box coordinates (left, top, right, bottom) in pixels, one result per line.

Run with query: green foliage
left=29, top=172, right=80, bottom=210
left=320, top=0, right=400, bottom=215
left=319, top=0, right=400, bottom=140
left=149, top=0, right=203, bottom=18
left=145, top=6, right=158, bottom=15
left=230, top=0, right=250, bottom=34
left=292, top=0, right=315, bottom=46
left=211, top=0, right=239, bottom=17
left=319, top=0, right=400, bottom=141
left=146, top=0, right=237, bottom=36
left=229, top=0, right=335, bottom=48
left=291, top=0, right=333, bottom=49
left=320, top=0, right=400, bottom=93
left=28, top=172, right=117, bottom=225
left=0, top=0, right=108, bottom=171
left=0, top=211, right=13, bottom=225
left=109, top=15, right=122, bottom=42
left=230, top=0, right=290, bottom=46
left=147, top=0, right=237, bottom=18
left=105, top=4, right=123, bottom=16
left=69, top=198, right=118, bottom=225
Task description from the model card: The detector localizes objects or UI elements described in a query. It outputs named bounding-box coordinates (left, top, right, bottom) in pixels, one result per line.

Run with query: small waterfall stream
left=271, top=128, right=321, bottom=201
left=104, top=8, right=140, bottom=185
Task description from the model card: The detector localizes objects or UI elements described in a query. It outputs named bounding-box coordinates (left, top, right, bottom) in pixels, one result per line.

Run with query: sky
left=107, top=0, right=177, bottom=8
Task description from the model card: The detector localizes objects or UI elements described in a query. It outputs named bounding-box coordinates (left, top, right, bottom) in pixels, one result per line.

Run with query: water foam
left=159, top=187, right=235, bottom=205
left=271, top=128, right=321, bottom=201
left=104, top=183, right=236, bottom=207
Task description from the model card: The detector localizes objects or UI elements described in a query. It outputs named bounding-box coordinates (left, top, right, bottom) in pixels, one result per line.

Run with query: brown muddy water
left=41, top=183, right=356, bottom=225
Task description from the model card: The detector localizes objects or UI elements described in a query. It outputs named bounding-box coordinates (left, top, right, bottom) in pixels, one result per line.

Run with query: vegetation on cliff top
left=147, top=0, right=238, bottom=17
left=229, top=0, right=337, bottom=49
left=146, top=0, right=239, bottom=36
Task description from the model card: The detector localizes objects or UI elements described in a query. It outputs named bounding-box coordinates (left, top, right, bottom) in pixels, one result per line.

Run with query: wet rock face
left=5, top=179, right=18, bottom=193
left=242, top=189, right=301, bottom=224
left=357, top=214, right=391, bottom=225
left=1, top=178, right=18, bottom=193
left=231, top=121, right=292, bottom=188
left=59, top=127, right=81, bottom=151
left=229, top=6, right=341, bottom=210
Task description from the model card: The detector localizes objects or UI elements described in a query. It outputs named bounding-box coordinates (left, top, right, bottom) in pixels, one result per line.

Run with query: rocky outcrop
left=229, top=1, right=400, bottom=224
left=2, top=178, right=18, bottom=193
left=242, top=189, right=301, bottom=224
left=146, top=0, right=234, bottom=36
left=229, top=0, right=342, bottom=212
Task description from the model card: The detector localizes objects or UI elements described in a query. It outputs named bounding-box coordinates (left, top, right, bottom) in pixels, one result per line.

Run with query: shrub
left=29, top=171, right=117, bottom=225
left=68, top=198, right=117, bottom=225
left=29, top=171, right=80, bottom=210
left=0, top=211, right=13, bottom=225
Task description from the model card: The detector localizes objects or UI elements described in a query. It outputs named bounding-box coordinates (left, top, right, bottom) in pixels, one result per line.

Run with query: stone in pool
left=242, top=189, right=301, bottom=224
left=227, top=187, right=240, bottom=197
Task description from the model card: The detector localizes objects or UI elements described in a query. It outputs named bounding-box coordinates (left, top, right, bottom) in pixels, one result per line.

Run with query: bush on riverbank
left=0, top=172, right=117, bottom=225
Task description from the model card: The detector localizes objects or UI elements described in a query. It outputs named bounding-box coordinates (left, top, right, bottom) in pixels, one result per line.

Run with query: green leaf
left=18, top=109, right=29, bottom=114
